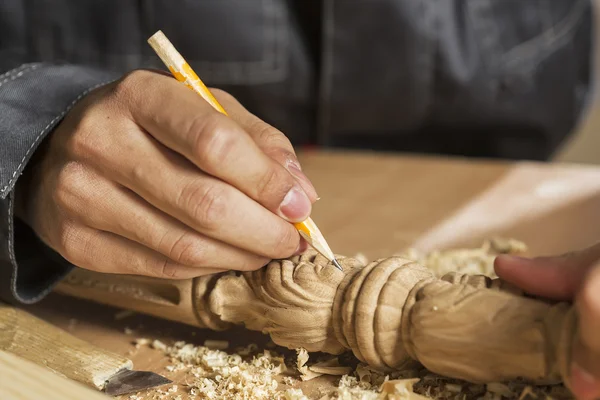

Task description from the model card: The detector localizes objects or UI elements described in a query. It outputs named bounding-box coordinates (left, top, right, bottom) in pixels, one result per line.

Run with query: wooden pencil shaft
left=148, top=30, right=226, bottom=114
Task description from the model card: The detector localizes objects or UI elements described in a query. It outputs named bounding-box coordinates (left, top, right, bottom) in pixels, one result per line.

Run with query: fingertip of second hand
left=570, top=361, right=600, bottom=400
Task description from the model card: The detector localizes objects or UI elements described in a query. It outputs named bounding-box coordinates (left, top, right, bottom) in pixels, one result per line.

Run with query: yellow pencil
left=147, top=30, right=342, bottom=271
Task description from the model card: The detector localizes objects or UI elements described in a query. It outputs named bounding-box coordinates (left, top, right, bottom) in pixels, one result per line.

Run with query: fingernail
left=279, top=185, right=311, bottom=222
left=294, top=238, right=308, bottom=255
left=570, top=362, right=600, bottom=400
left=287, top=161, right=319, bottom=202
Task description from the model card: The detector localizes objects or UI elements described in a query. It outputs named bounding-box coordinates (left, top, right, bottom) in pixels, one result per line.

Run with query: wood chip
left=114, top=309, right=136, bottom=320
left=308, top=358, right=353, bottom=376
left=296, top=348, right=323, bottom=381
left=203, top=339, right=229, bottom=350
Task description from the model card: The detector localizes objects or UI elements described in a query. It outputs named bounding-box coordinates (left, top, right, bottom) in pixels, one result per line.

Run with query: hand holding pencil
left=15, top=35, right=322, bottom=279
left=148, top=30, right=342, bottom=269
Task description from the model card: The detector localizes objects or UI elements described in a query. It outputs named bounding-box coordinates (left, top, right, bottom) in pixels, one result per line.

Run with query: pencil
left=147, top=30, right=342, bottom=271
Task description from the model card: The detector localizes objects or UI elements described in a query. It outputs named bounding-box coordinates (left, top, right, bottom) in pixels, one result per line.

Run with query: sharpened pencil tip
left=332, top=258, right=343, bottom=271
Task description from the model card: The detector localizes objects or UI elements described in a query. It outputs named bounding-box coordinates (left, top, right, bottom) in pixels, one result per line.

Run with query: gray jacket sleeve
left=0, top=63, right=118, bottom=304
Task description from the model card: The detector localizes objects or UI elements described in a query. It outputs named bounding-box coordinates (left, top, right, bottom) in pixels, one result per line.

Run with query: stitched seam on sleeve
left=0, top=64, right=41, bottom=90
left=0, top=63, right=39, bottom=81
left=7, top=193, right=16, bottom=268
left=0, top=80, right=114, bottom=197
left=7, top=192, right=18, bottom=299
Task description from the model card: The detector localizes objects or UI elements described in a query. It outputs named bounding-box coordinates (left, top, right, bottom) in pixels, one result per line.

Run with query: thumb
left=494, top=243, right=600, bottom=300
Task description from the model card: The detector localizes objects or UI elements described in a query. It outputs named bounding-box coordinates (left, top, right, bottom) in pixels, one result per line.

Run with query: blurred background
left=555, top=97, right=600, bottom=164
left=551, top=6, right=599, bottom=166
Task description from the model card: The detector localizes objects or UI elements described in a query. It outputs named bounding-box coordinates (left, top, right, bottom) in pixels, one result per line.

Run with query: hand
left=16, top=69, right=317, bottom=279
left=495, top=244, right=600, bottom=400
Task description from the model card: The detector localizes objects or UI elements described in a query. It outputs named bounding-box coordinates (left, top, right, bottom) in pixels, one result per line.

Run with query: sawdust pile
left=129, top=339, right=306, bottom=399
left=324, top=362, right=572, bottom=400
left=397, top=238, right=527, bottom=278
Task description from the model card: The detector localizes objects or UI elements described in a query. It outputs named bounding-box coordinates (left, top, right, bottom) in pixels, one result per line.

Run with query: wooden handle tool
left=0, top=303, right=171, bottom=396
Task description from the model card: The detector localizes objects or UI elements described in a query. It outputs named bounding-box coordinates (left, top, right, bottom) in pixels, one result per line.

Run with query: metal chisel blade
left=104, top=369, right=172, bottom=396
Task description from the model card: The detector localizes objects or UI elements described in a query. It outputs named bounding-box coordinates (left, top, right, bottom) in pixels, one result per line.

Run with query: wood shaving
left=283, top=376, right=298, bottom=386
left=115, top=309, right=136, bottom=320
left=381, top=378, right=431, bottom=400
left=398, top=238, right=527, bottom=278
left=296, top=348, right=323, bottom=381
left=151, top=339, right=168, bottom=352
left=297, top=348, right=353, bottom=380
left=308, top=358, right=353, bottom=376
left=203, top=340, right=229, bottom=350
left=138, top=339, right=289, bottom=399
left=283, top=388, right=310, bottom=400
left=487, top=383, right=513, bottom=397
left=133, top=338, right=150, bottom=348
left=517, top=386, right=538, bottom=400
left=67, top=318, right=77, bottom=331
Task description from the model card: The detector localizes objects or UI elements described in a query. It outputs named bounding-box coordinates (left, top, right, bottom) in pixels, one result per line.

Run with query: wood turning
left=56, top=249, right=577, bottom=392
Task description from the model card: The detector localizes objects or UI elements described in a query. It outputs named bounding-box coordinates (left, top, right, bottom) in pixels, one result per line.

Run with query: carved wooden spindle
left=56, top=252, right=577, bottom=389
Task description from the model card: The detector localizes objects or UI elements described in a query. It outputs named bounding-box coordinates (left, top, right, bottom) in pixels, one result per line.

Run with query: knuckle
left=65, top=114, right=99, bottom=159
left=111, top=70, right=150, bottom=103
left=144, top=256, right=187, bottom=280
left=180, top=183, right=228, bottom=230
left=56, top=223, right=86, bottom=265
left=53, top=163, right=85, bottom=212
left=190, top=114, right=237, bottom=168
left=271, top=225, right=299, bottom=258
left=237, top=256, right=270, bottom=272
left=210, top=88, right=236, bottom=104
left=256, top=165, right=294, bottom=206
left=167, top=233, right=205, bottom=267
left=252, top=120, right=292, bottom=151
left=128, top=163, right=147, bottom=187
left=158, top=258, right=179, bottom=279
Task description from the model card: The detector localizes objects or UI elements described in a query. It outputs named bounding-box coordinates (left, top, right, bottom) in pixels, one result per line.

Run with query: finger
left=494, top=245, right=600, bottom=300
left=117, top=71, right=311, bottom=221
left=60, top=168, right=271, bottom=271
left=213, top=89, right=318, bottom=202
left=571, top=337, right=600, bottom=400
left=67, top=140, right=301, bottom=259
left=577, top=264, right=600, bottom=353
left=569, top=265, right=600, bottom=400
left=55, top=222, right=224, bottom=279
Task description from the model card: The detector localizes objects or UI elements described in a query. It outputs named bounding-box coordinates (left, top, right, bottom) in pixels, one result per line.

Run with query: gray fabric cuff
left=0, top=63, right=119, bottom=303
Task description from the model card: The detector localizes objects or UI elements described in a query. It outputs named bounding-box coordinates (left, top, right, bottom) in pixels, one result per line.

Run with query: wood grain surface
left=0, top=350, right=110, bottom=400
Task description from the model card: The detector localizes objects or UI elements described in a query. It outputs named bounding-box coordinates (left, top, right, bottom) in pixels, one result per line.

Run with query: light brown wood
left=0, top=351, right=110, bottom=400
left=23, top=152, right=600, bottom=399
left=56, top=250, right=577, bottom=389
left=0, top=303, right=132, bottom=390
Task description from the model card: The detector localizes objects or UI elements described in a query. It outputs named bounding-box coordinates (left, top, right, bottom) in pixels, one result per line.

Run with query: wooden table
left=22, top=151, right=600, bottom=399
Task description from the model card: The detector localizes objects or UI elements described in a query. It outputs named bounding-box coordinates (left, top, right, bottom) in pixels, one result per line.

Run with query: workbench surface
left=23, top=151, right=600, bottom=399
